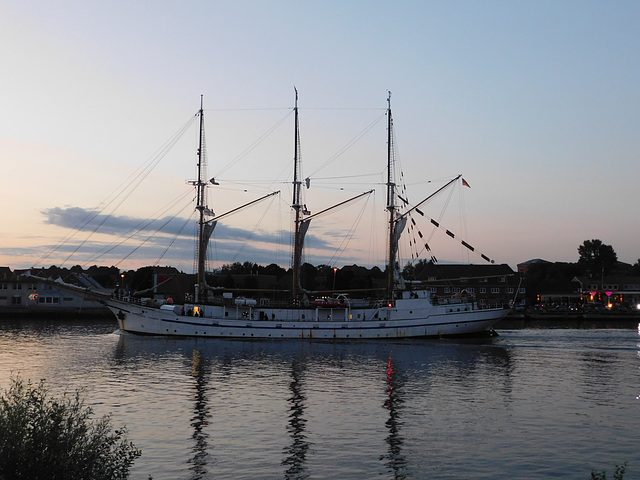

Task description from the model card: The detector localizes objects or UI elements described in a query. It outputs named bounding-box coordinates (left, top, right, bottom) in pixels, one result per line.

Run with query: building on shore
left=0, top=267, right=108, bottom=316
left=572, top=275, right=640, bottom=311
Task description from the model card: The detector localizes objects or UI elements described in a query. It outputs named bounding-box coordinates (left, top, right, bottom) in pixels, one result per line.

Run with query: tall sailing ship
left=67, top=93, right=511, bottom=338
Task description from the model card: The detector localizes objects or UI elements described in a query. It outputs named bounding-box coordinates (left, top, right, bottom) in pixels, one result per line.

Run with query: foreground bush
left=0, top=377, right=141, bottom=480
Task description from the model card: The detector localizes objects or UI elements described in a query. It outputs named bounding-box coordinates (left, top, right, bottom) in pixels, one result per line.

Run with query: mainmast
left=386, top=92, right=397, bottom=299
left=291, top=88, right=303, bottom=301
left=196, top=95, right=207, bottom=301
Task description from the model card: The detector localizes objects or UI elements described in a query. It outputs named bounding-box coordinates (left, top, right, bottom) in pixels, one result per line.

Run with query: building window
left=500, top=277, right=506, bottom=283
left=466, top=288, right=474, bottom=293
left=38, top=296, right=61, bottom=304
left=444, top=287, right=450, bottom=294
left=507, top=288, right=514, bottom=294
left=519, top=288, right=526, bottom=294
left=480, top=287, right=486, bottom=294
left=11, top=296, right=21, bottom=305
left=491, top=287, right=500, bottom=294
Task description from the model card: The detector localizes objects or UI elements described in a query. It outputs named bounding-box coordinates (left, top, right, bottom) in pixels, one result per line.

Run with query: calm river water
left=0, top=318, right=638, bottom=480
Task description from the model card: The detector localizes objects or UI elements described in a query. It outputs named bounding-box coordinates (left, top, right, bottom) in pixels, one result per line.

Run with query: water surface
left=1, top=318, right=638, bottom=479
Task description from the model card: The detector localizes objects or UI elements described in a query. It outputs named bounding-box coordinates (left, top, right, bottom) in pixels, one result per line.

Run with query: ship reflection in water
left=282, top=357, right=310, bottom=479
left=189, top=349, right=210, bottom=479
left=383, top=354, right=407, bottom=478
left=109, top=335, right=514, bottom=480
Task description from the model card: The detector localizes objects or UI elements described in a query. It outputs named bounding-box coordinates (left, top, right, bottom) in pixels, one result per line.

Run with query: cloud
left=35, top=205, right=347, bottom=269
left=42, top=206, right=190, bottom=238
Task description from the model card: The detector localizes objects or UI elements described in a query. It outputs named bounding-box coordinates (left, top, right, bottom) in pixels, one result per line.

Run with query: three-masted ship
left=103, top=93, right=509, bottom=338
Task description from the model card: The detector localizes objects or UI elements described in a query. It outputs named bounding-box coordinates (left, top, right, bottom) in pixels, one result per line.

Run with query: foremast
left=291, top=89, right=303, bottom=302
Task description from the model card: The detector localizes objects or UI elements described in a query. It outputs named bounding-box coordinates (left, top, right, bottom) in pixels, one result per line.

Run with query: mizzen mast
left=386, top=91, right=397, bottom=299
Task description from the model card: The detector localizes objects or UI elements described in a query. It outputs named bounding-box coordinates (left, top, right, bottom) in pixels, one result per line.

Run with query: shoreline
left=0, top=307, right=113, bottom=321
left=497, top=312, right=640, bottom=329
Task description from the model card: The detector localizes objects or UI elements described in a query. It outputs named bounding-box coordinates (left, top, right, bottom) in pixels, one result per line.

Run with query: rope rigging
left=399, top=177, right=495, bottom=266
left=40, top=114, right=198, bottom=267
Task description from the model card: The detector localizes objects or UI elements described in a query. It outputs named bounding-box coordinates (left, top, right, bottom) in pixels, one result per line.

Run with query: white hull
left=106, top=292, right=509, bottom=339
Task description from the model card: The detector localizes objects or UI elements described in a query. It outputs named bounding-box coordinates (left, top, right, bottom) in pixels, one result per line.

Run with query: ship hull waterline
left=106, top=298, right=509, bottom=339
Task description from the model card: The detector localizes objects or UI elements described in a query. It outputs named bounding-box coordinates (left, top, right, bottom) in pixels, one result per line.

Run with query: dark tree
left=300, top=263, right=318, bottom=290
left=369, top=266, right=385, bottom=279
left=578, top=239, right=617, bottom=277
left=403, top=259, right=432, bottom=281
left=402, top=262, right=416, bottom=281
left=87, top=265, right=120, bottom=288
left=260, top=263, right=287, bottom=278
left=126, top=266, right=154, bottom=292
left=221, top=262, right=245, bottom=274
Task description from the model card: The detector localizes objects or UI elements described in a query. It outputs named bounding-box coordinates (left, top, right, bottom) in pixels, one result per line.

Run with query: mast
left=196, top=95, right=207, bottom=301
left=386, top=91, right=396, bottom=299
left=291, top=88, right=303, bottom=301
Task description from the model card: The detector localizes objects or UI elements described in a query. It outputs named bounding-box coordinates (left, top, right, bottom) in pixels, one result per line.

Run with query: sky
left=1, top=0, right=639, bottom=274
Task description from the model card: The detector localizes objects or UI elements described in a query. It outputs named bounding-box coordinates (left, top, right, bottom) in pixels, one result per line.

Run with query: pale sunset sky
left=1, top=1, right=638, bottom=273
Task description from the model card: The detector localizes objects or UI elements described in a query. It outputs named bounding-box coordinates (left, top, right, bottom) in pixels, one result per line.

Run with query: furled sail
left=393, top=216, right=407, bottom=288
left=203, top=221, right=216, bottom=258
left=298, top=219, right=311, bottom=250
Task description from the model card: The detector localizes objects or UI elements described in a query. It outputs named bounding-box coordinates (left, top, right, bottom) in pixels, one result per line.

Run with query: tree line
left=35, top=239, right=640, bottom=298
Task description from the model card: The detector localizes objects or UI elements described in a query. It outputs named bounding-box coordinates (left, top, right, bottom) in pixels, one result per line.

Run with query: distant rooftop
left=518, top=259, right=551, bottom=266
